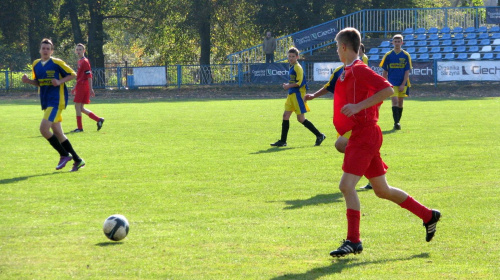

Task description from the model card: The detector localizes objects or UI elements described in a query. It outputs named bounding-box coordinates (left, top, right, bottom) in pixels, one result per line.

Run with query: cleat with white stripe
left=330, top=239, right=363, bottom=258
left=424, top=209, right=441, bottom=242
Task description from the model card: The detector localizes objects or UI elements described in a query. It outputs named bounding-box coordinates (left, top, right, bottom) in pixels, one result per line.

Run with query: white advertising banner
left=437, top=61, right=500, bottom=82
left=133, top=67, right=167, bottom=86
left=313, top=62, right=343, bottom=81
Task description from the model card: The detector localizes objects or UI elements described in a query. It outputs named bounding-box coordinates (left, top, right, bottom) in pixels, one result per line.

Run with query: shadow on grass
left=250, top=147, right=296, bottom=154
left=0, top=172, right=59, bottom=184
left=270, top=253, right=430, bottom=280
left=269, top=193, right=344, bottom=210
left=382, top=129, right=398, bottom=135
left=95, top=242, right=124, bottom=247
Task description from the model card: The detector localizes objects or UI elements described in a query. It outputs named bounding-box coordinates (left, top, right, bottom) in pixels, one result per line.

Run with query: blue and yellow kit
left=285, top=62, right=309, bottom=114
left=379, top=49, right=412, bottom=88
left=32, top=57, right=76, bottom=110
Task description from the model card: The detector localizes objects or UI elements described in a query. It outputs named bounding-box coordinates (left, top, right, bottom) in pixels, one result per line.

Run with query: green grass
left=0, top=96, right=499, bottom=279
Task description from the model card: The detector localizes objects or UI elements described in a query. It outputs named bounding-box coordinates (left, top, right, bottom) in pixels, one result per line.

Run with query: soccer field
left=0, top=96, right=499, bottom=279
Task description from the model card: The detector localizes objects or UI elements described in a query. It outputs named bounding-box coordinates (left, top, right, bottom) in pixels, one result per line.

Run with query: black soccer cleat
left=315, top=134, right=326, bottom=146
left=270, top=140, right=287, bottom=147
left=424, top=209, right=441, bottom=242
left=394, top=123, right=401, bottom=130
left=72, top=128, right=84, bottom=133
left=361, top=183, right=373, bottom=190
left=330, top=239, right=363, bottom=258
left=97, top=118, right=105, bottom=131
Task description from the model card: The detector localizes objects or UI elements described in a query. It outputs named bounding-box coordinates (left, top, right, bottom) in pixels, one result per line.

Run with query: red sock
left=346, top=209, right=361, bottom=243
left=76, top=116, right=83, bottom=130
left=88, top=112, right=100, bottom=122
left=399, top=196, right=432, bottom=223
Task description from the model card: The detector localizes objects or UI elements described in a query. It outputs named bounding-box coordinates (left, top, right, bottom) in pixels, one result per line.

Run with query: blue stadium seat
left=493, top=39, right=500, bottom=45
left=440, top=27, right=451, bottom=33
left=381, top=48, right=391, bottom=53
left=368, top=48, right=379, bottom=54
left=370, top=54, right=380, bottom=61
left=415, top=28, right=426, bottom=34
left=495, top=53, right=500, bottom=59
left=410, top=53, right=417, bottom=60
left=482, top=53, right=494, bottom=60
left=428, top=34, right=439, bottom=40
left=428, top=27, right=438, bottom=34
left=454, top=33, right=464, bottom=40
left=454, top=39, right=465, bottom=46
left=455, top=46, right=466, bottom=53
left=490, top=26, right=500, bottom=32
left=478, top=33, right=489, bottom=39
left=431, top=53, right=442, bottom=60
left=406, top=47, right=416, bottom=53
left=379, top=41, right=391, bottom=48
left=416, top=34, right=426, bottom=40
left=468, top=53, right=480, bottom=60
left=429, top=40, right=440, bottom=47
left=479, top=39, right=490, bottom=45
left=403, top=27, right=414, bottom=34
left=405, top=41, right=415, bottom=47
left=442, top=46, right=453, bottom=52
left=457, top=53, right=468, bottom=60
left=478, top=26, right=488, bottom=33
left=417, top=47, right=428, bottom=53
left=430, top=47, right=441, bottom=53
left=468, top=46, right=479, bottom=52
left=418, top=53, right=430, bottom=60
left=492, top=33, right=500, bottom=39
left=465, top=33, right=476, bottom=39
left=441, top=33, right=452, bottom=40
left=465, top=39, right=477, bottom=46
left=442, top=40, right=452, bottom=46
left=453, top=27, right=463, bottom=33
left=493, top=46, right=500, bottom=52
left=416, top=40, right=427, bottom=47
left=480, top=45, right=492, bottom=52
left=465, top=26, right=475, bottom=33
left=443, top=53, right=455, bottom=60
left=404, top=34, right=414, bottom=41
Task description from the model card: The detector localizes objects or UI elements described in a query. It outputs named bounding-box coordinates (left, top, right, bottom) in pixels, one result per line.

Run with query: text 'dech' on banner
left=292, top=21, right=339, bottom=50
left=133, top=67, right=167, bottom=86
left=486, top=7, right=500, bottom=24
left=437, top=61, right=500, bottom=81
left=313, top=62, right=344, bottom=82
left=250, top=63, right=290, bottom=84
left=369, top=61, right=434, bottom=84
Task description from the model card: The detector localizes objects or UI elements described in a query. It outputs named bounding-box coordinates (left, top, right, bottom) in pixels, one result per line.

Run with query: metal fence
left=227, top=6, right=497, bottom=64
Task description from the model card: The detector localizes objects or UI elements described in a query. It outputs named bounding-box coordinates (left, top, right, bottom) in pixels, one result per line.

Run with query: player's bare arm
left=382, top=70, right=388, bottom=80
left=341, top=86, right=394, bottom=117
left=89, top=78, right=95, bottom=97
left=399, top=70, right=410, bottom=92
left=51, top=74, right=76, bottom=87
left=305, top=88, right=329, bottom=100
left=21, top=74, right=39, bottom=87
left=282, top=83, right=299, bottom=90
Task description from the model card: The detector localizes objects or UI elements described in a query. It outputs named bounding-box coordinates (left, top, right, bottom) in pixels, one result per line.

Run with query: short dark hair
left=359, top=43, right=365, bottom=53
left=288, top=47, right=299, bottom=56
left=40, top=38, right=54, bottom=50
left=335, top=28, right=361, bottom=53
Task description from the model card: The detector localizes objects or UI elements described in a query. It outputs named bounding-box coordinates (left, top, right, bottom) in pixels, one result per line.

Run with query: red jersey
left=333, top=60, right=392, bottom=135
left=76, top=57, right=92, bottom=87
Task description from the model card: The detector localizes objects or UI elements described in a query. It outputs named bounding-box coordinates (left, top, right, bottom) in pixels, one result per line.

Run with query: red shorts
left=73, top=84, right=91, bottom=104
left=342, top=124, right=388, bottom=179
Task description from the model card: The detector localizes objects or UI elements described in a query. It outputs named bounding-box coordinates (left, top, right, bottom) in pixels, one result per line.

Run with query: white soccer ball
left=103, top=214, right=129, bottom=241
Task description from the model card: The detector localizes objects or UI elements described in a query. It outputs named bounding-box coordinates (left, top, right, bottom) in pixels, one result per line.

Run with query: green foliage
left=0, top=96, right=499, bottom=279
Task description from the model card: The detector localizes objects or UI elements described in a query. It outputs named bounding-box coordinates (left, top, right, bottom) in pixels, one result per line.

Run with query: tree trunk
left=68, top=1, right=84, bottom=45
left=87, top=0, right=105, bottom=87
left=199, top=12, right=212, bottom=84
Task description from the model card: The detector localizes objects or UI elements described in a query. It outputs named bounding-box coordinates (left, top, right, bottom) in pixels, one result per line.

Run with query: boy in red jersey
left=71, top=43, right=104, bottom=132
left=22, top=38, right=85, bottom=172
left=328, top=28, right=440, bottom=258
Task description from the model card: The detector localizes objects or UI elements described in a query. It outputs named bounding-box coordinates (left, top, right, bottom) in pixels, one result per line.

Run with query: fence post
left=177, top=65, right=181, bottom=89
left=238, top=63, right=242, bottom=87
left=5, top=71, right=9, bottom=90
left=117, top=67, right=122, bottom=89
left=434, top=59, right=437, bottom=87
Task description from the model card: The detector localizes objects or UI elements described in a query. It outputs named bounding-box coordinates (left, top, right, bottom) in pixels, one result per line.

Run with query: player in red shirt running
left=329, top=28, right=441, bottom=258
left=71, top=43, right=104, bottom=132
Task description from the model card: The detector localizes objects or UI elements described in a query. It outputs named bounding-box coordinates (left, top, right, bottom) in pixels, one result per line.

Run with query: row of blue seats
left=370, top=44, right=500, bottom=55
left=405, top=32, right=500, bottom=41
left=375, top=38, right=499, bottom=50
left=370, top=52, right=499, bottom=61
left=402, top=32, right=500, bottom=42
left=403, top=26, right=500, bottom=35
